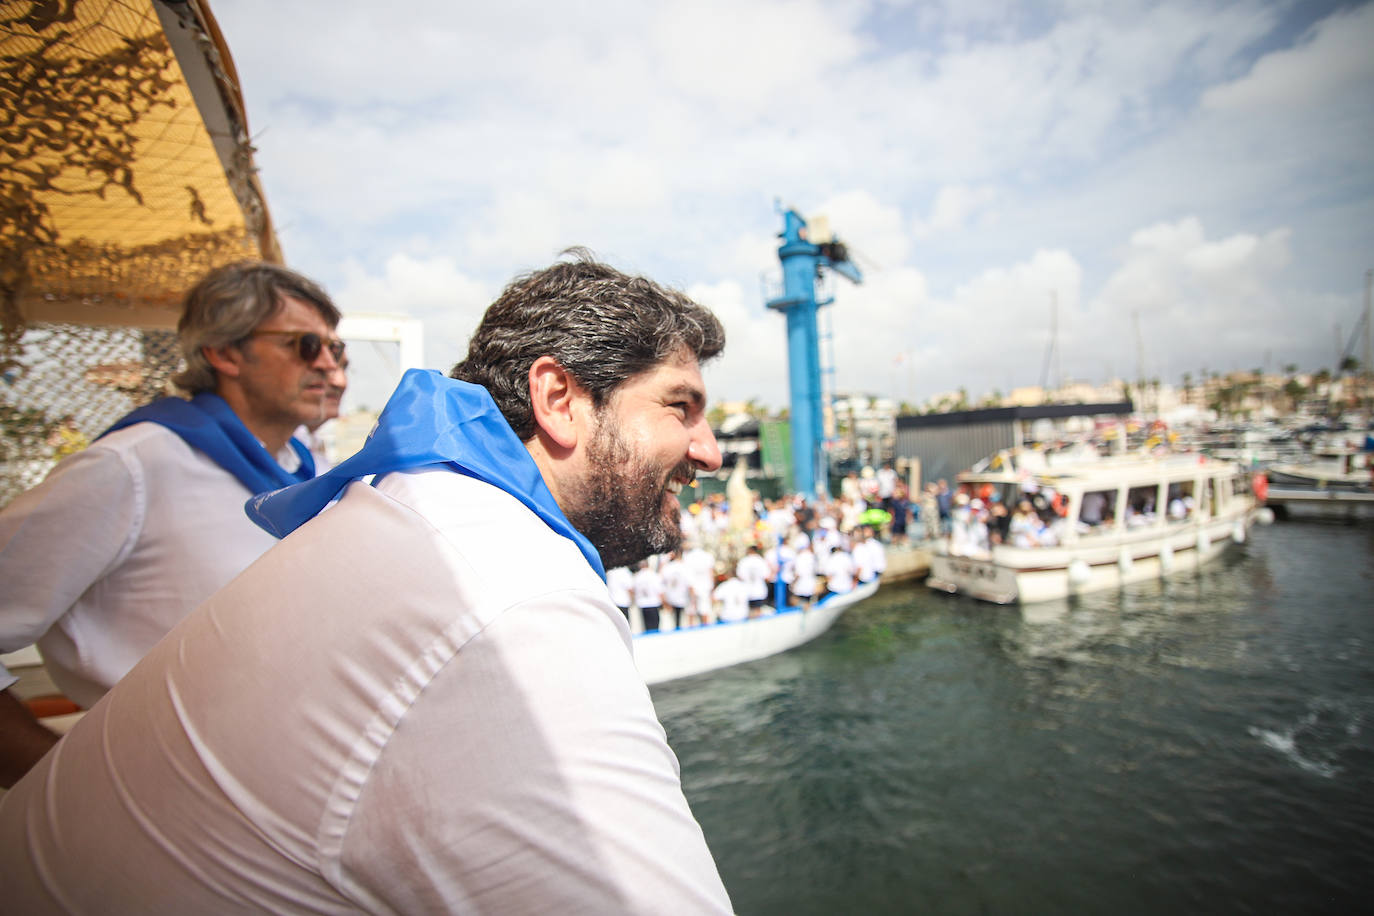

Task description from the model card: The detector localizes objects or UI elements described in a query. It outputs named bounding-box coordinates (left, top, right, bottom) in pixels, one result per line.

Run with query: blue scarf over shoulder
left=245, top=369, right=605, bottom=581
left=101, top=392, right=315, bottom=494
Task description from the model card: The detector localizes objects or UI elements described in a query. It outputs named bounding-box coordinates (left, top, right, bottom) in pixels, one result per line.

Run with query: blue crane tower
left=765, top=206, right=863, bottom=498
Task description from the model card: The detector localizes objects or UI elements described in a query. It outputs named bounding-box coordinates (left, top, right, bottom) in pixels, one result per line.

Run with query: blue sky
left=211, top=0, right=1374, bottom=411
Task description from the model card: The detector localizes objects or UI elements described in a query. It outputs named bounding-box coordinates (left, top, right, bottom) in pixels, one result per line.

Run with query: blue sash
left=101, top=393, right=315, bottom=494
left=245, top=369, right=605, bottom=580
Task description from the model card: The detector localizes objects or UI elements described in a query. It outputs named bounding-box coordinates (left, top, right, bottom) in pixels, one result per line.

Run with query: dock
left=879, top=542, right=933, bottom=584
left=1265, top=487, right=1374, bottom=521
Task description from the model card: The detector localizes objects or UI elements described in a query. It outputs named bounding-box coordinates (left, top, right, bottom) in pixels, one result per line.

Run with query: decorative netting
left=1, top=0, right=280, bottom=508
left=1, top=322, right=181, bottom=508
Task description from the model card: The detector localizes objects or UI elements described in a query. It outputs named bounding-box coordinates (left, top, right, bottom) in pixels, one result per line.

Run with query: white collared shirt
left=0, top=423, right=281, bottom=705
left=0, top=468, right=732, bottom=913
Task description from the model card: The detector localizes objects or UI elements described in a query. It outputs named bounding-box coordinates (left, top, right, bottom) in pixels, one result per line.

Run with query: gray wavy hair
left=171, top=261, right=340, bottom=394
left=450, top=250, right=725, bottom=440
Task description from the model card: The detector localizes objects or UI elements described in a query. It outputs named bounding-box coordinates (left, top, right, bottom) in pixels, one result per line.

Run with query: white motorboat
left=1265, top=439, right=1373, bottom=492
left=633, top=578, right=880, bottom=686
left=926, top=446, right=1259, bottom=604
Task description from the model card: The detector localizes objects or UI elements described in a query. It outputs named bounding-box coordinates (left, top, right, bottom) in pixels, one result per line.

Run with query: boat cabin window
left=1125, top=485, right=1159, bottom=528
left=1078, top=488, right=1118, bottom=531
left=1166, top=482, right=1195, bottom=522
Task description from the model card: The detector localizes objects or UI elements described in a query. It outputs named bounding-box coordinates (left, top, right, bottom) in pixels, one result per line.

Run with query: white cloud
left=813, top=189, right=911, bottom=266
left=204, top=0, right=1374, bottom=412
left=337, top=254, right=492, bottom=366
left=1089, top=217, right=1305, bottom=382
left=912, top=184, right=998, bottom=239
left=1202, top=3, right=1374, bottom=112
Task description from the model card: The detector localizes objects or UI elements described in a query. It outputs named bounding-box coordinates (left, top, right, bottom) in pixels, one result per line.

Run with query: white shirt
left=633, top=564, right=665, bottom=608
left=853, top=539, right=880, bottom=582
left=294, top=422, right=334, bottom=472
left=735, top=552, right=770, bottom=601
left=824, top=550, right=856, bottom=594
left=683, top=546, right=716, bottom=614
left=712, top=577, right=749, bottom=622
left=606, top=565, right=634, bottom=608
left=790, top=549, right=818, bottom=598
left=0, top=468, right=731, bottom=914
left=661, top=557, right=691, bottom=608
left=0, top=423, right=280, bottom=706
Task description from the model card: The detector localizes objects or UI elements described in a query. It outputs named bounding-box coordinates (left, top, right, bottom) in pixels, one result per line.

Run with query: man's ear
left=201, top=343, right=245, bottom=380
left=527, top=356, right=588, bottom=451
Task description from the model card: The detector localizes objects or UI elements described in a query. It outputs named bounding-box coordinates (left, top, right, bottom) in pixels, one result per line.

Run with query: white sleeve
left=337, top=587, right=733, bottom=915
left=0, top=446, right=141, bottom=690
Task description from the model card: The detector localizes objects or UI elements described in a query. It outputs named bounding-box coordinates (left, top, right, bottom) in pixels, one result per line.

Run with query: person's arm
left=0, top=689, right=60, bottom=788
left=0, top=445, right=139, bottom=783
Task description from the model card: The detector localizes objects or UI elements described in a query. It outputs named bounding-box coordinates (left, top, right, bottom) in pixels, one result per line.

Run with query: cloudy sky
left=210, top=0, right=1374, bottom=412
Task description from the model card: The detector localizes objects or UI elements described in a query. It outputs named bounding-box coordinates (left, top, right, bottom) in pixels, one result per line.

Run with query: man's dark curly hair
left=450, top=250, right=725, bottom=440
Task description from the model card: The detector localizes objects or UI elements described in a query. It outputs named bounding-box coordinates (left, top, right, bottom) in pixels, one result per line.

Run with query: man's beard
left=565, top=418, right=692, bottom=570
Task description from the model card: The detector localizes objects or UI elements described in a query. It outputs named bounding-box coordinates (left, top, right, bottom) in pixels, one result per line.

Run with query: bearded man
left=0, top=253, right=734, bottom=914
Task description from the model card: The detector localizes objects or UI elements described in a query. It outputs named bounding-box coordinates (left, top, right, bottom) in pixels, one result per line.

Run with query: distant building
left=827, top=392, right=897, bottom=471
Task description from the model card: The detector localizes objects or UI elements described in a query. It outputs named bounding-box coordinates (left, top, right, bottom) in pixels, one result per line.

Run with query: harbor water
left=652, top=519, right=1374, bottom=914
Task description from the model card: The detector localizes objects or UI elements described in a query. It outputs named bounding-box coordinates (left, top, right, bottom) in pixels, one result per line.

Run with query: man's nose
left=687, top=418, right=722, bottom=473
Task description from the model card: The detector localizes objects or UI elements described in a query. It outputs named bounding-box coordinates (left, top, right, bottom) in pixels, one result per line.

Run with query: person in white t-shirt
left=606, top=565, right=634, bottom=622
left=823, top=548, right=856, bottom=596
left=0, top=262, right=341, bottom=788
left=735, top=544, right=771, bottom=616
left=789, top=542, right=819, bottom=608
left=632, top=560, right=666, bottom=633
left=712, top=575, right=750, bottom=623
left=661, top=550, right=691, bottom=629
left=683, top=542, right=716, bottom=626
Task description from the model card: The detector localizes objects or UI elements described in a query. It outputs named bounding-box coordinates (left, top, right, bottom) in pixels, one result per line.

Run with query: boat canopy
left=2, top=0, right=281, bottom=336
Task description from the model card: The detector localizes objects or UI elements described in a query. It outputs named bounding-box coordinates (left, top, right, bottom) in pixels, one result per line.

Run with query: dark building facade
left=895, top=401, right=1133, bottom=487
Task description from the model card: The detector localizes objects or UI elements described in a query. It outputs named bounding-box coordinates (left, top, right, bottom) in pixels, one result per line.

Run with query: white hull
left=926, top=447, right=1258, bottom=605
left=633, top=579, right=879, bottom=686
left=928, top=511, right=1253, bottom=604
left=1266, top=486, right=1374, bottom=521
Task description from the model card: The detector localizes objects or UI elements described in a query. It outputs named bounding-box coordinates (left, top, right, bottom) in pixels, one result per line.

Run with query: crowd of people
left=606, top=487, right=893, bottom=632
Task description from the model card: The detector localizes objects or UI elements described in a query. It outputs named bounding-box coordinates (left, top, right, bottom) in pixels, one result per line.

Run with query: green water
left=653, top=520, right=1374, bottom=914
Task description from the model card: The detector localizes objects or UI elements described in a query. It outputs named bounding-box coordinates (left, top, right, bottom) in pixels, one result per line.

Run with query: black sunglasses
left=244, top=330, right=346, bottom=364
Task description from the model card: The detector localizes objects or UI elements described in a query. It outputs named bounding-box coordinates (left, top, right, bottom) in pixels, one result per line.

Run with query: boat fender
left=1118, top=546, right=1133, bottom=574
left=1231, top=521, right=1246, bottom=544
left=1196, top=530, right=1210, bottom=555
left=1159, top=542, right=1174, bottom=574
left=1068, top=558, right=1091, bottom=587
left=1252, top=472, right=1269, bottom=504
left=1254, top=507, right=1275, bottom=526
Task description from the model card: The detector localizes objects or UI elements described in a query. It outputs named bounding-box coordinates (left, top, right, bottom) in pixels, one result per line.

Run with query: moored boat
left=633, top=578, right=879, bottom=685
left=927, top=447, right=1258, bottom=604
left=1265, top=437, right=1373, bottom=492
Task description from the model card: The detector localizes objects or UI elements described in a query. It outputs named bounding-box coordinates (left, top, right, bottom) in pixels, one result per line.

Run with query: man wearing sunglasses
left=298, top=354, right=349, bottom=471
left=0, top=261, right=342, bottom=787
left=0, top=253, right=735, bottom=913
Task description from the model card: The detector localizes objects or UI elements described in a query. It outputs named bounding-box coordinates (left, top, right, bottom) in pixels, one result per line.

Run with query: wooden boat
left=633, top=578, right=880, bottom=685
left=926, top=447, right=1258, bottom=604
